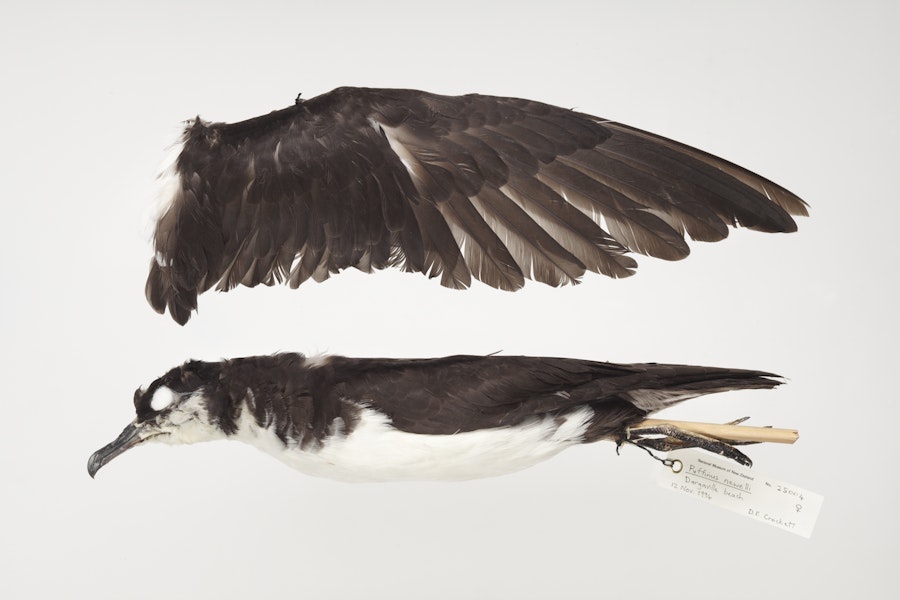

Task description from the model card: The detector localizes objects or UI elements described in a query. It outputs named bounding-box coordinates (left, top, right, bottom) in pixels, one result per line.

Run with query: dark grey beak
left=88, top=422, right=144, bottom=478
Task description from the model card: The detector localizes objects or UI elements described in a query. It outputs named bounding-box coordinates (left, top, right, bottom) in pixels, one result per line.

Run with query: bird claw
left=619, top=420, right=754, bottom=467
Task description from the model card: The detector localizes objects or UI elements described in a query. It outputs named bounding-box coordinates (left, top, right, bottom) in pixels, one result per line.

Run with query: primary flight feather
left=147, top=87, right=808, bottom=324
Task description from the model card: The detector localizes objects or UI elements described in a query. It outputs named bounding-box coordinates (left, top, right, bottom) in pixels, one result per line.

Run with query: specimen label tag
left=657, top=449, right=823, bottom=538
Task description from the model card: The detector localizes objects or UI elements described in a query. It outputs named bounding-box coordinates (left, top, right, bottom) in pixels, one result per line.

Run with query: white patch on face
left=150, top=386, right=177, bottom=412
left=154, top=392, right=222, bottom=446
left=231, top=406, right=594, bottom=482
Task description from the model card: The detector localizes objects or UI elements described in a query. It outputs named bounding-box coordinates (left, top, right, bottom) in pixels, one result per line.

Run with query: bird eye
left=150, top=386, right=177, bottom=412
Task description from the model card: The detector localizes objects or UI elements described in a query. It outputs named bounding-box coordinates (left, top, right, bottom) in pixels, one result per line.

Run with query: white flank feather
left=233, top=407, right=594, bottom=482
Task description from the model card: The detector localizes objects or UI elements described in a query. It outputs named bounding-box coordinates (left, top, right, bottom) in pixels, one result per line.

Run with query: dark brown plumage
left=146, top=87, right=808, bottom=324
left=139, top=353, right=779, bottom=449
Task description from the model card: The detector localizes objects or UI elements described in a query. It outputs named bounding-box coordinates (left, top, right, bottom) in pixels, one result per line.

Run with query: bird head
left=88, top=361, right=225, bottom=478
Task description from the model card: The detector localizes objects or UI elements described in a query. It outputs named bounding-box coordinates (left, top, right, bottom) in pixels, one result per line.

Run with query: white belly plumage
left=232, top=407, right=595, bottom=482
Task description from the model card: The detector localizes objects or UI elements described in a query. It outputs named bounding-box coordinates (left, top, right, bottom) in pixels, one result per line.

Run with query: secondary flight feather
left=147, top=87, right=808, bottom=324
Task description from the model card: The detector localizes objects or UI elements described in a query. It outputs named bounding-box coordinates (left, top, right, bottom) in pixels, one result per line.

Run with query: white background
left=2, top=1, right=897, bottom=597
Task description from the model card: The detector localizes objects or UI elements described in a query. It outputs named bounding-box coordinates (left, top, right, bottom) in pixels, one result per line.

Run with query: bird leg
left=618, top=420, right=754, bottom=467
left=631, top=417, right=798, bottom=445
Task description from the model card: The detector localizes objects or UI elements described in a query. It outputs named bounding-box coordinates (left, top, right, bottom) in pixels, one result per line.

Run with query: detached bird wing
left=146, top=87, right=808, bottom=324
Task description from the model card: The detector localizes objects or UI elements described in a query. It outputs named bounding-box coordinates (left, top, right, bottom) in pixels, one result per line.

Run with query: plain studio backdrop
left=1, top=1, right=897, bottom=598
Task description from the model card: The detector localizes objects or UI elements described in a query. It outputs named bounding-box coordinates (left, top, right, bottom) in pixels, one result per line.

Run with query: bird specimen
left=89, top=353, right=793, bottom=481
left=90, top=88, right=806, bottom=480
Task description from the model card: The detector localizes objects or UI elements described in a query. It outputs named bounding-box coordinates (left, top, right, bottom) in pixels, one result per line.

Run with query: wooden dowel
left=634, top=419, right=799, bottom=445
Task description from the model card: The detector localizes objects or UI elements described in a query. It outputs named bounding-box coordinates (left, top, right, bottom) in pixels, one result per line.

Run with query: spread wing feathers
left=321, top=355, right=782, bottom=439
left=146, top=87, right=808, bottom=324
